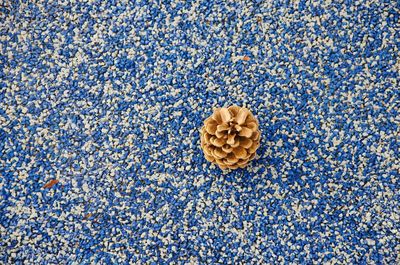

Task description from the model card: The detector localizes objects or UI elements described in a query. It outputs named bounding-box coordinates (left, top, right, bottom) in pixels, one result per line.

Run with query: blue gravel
left=1, top=0, right=399, bottom=264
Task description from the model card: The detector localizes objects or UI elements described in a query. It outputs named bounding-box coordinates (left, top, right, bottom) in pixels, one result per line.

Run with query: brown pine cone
left=200, top=106, right=261, bottom=170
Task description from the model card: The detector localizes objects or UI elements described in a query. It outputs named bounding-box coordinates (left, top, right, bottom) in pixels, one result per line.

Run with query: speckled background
left=1, top=0, right=399, bottom=264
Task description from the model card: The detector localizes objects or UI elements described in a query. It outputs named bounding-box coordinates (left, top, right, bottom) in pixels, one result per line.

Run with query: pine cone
left=200, top=106, right=261, bottom=170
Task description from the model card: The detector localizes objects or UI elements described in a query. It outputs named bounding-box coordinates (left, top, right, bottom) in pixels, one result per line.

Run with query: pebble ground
left=1, top=0, right=399, bottom=264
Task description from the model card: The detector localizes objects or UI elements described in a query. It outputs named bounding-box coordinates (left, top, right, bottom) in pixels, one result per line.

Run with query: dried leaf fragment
left=83, top=213, right=93, bottom=220
left=43, top=179, right=59, bottom=189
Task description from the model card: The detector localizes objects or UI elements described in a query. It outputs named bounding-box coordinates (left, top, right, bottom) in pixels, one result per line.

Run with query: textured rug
left=1, top=0, right=399, bottom=264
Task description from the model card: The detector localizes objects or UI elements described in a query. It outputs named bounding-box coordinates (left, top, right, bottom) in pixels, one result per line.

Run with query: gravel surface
left=1, top=0, right=399, bottom=263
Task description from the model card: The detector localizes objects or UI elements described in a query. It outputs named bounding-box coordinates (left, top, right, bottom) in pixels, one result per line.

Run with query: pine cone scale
left=240, top=138, right=253, bottom=148
left=226, top=134, right=235, bottom=145
left=219, top=108, right=232, bottom=123
left=235, top=108, right=249, bottom=125
left=217, top=124, right=230, bottom=132
left=205, top=123, right=217, bottom=135
left=239, top=127, right=253, bottom=138
left=231, top=139, right=241, bottom=148
left=221, top=145, right=232, bottom=153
